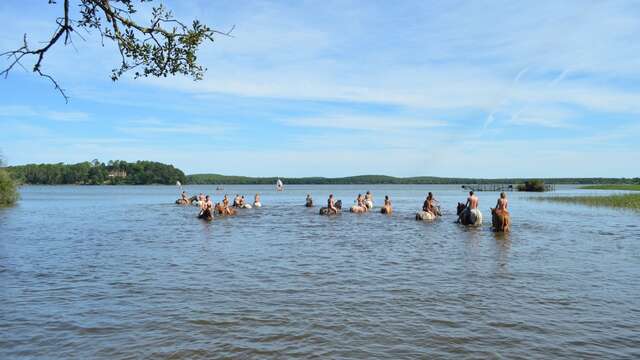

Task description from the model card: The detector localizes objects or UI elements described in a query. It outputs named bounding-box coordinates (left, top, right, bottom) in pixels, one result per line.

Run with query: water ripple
left=1, top=185, right=639, bottom=359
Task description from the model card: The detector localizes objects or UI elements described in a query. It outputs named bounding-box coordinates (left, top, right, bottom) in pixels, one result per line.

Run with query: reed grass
left=539, top=193, right=640, bottom=211
left=580, top=184, right=640, bottom=191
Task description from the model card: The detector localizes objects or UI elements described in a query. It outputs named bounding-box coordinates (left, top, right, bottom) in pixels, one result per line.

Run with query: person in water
left=205, top=195, right=213, bottom=209
left=466, top=191, right=479, bottom=210
left=495, top=192, right=509, bottom=215
left=181, top=191, right=189, bottom=202
left=424, top=192, right=440, bottom=216
left=328, top=194, right=338, bottom=214
left=233, top=194, right=241, bottom=207
left=365, top=191, right=373, bottom=207
left=422, top=194, right=434, bottom=214
left=356, top=193, right=367, bottom=211
left=305, top=194, right=313, bottom=206
left=222, top=195, right=233, bottom=215
left=239, top=195, right=246, bottom=207
left=199, top=195, right=214, bottom=219
left=254, top=193, right=261, bottom=206
left=199, top=194, right=208, bottom=211
left=223, top=194, right=230, bottom=209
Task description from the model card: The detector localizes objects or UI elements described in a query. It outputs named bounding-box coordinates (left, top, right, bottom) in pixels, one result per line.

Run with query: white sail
left=276, top=178, right=284, bottom=191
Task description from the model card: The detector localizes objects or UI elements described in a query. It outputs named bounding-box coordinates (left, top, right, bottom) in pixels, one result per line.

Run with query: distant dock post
left=461, top=183, right=556, bottom=192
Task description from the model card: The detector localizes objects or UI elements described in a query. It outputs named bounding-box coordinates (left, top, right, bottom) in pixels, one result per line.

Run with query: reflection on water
left=492, top=234, right=511, bottom=272
left=1, top=185, right=639, bottom=359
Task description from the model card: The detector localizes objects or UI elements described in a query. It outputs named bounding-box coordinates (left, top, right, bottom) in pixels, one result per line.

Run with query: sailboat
left=276, top=178, right=284, bottom=192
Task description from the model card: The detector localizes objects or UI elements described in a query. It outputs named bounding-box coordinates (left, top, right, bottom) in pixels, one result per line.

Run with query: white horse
left=350, top=205, right=367, bottom=213
left=416, top=211, right=436, bottom=221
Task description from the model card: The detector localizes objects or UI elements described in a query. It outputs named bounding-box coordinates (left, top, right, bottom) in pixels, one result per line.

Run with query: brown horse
left=176, top=195, right=198, bottom=205
left=491, top=208, right=511, bottom=232
left=319, top=200, right=342, bottom=215
left=215, top=203, right=236, bottom=216
left=381, top=204, right=393, bottom=214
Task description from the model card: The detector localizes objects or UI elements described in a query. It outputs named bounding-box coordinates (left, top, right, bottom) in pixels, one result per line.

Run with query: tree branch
left=1, top=0, right=233, bottom=102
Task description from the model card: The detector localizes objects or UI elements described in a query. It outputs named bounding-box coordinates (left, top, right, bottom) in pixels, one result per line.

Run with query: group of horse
left=176, top=195, right=260, bottom=221
left=308, top=196, right=510, bottom=232
left=178, top=194, right=511, bottom=232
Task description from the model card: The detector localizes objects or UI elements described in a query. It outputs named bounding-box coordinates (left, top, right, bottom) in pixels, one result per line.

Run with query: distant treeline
left=187, top=174, right=640, bottom=185
left=8, top=160, right=186, bottom=185
left=5, top=162, right=639, bottom=186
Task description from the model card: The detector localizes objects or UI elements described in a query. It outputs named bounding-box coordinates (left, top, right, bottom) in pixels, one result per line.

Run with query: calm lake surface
left=1, top=185, right=639, bottom=359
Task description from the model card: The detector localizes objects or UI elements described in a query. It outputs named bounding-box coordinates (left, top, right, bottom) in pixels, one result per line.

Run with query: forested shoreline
left=4, top=162, right=639, bottom=186
left=7, top=160, right=186, bottom=185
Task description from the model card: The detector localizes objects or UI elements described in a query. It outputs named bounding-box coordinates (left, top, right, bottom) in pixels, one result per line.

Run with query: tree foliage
left=1, top=0, right=233, bottom=101
left=0, top=169, right=19, bottom=207
left=7, top=160, right=186, bottom=185
left=0, top=154, right=19, bottom=207
left=517, top=180, right=546, bottom=192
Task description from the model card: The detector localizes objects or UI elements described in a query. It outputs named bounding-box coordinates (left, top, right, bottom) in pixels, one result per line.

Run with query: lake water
left=1, top=185, right=639, bottom=359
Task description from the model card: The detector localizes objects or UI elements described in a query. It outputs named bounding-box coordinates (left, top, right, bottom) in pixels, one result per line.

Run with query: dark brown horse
left=198, top=208, right=213, bottom=221
left=319, top=200, right=342, bottom=215
left=176, top=195, right=198, bottom=205
left=456, top=202, right=467, bottom=222
left=457, top=202, right=483, bottom=226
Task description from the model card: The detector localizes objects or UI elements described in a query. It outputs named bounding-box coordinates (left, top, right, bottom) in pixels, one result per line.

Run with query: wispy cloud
left=0, top=105, right=38, bottom=118
left=45, top=111, right=89, bottom=122
left=280, top=115, right=447, bottom=131
left=0, top=105, right=90, bottom=122
left=117, top=121, right=230, bottom=137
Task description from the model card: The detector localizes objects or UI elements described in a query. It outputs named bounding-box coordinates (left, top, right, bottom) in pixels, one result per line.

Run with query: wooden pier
left=461, top=184, right=515, bottom=192
left=461, top=184, right=556, bottom=192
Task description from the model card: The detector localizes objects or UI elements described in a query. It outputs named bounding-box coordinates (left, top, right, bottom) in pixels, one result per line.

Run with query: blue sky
left=0, top=0, right=639, bottom=177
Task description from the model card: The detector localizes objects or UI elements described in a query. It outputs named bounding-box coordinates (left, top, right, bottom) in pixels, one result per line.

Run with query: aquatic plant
left=580, top=185, right=640, bottom=191
left=517, top=180, right=546, bottom=192
left=538, top=194, right=640, bottom=211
